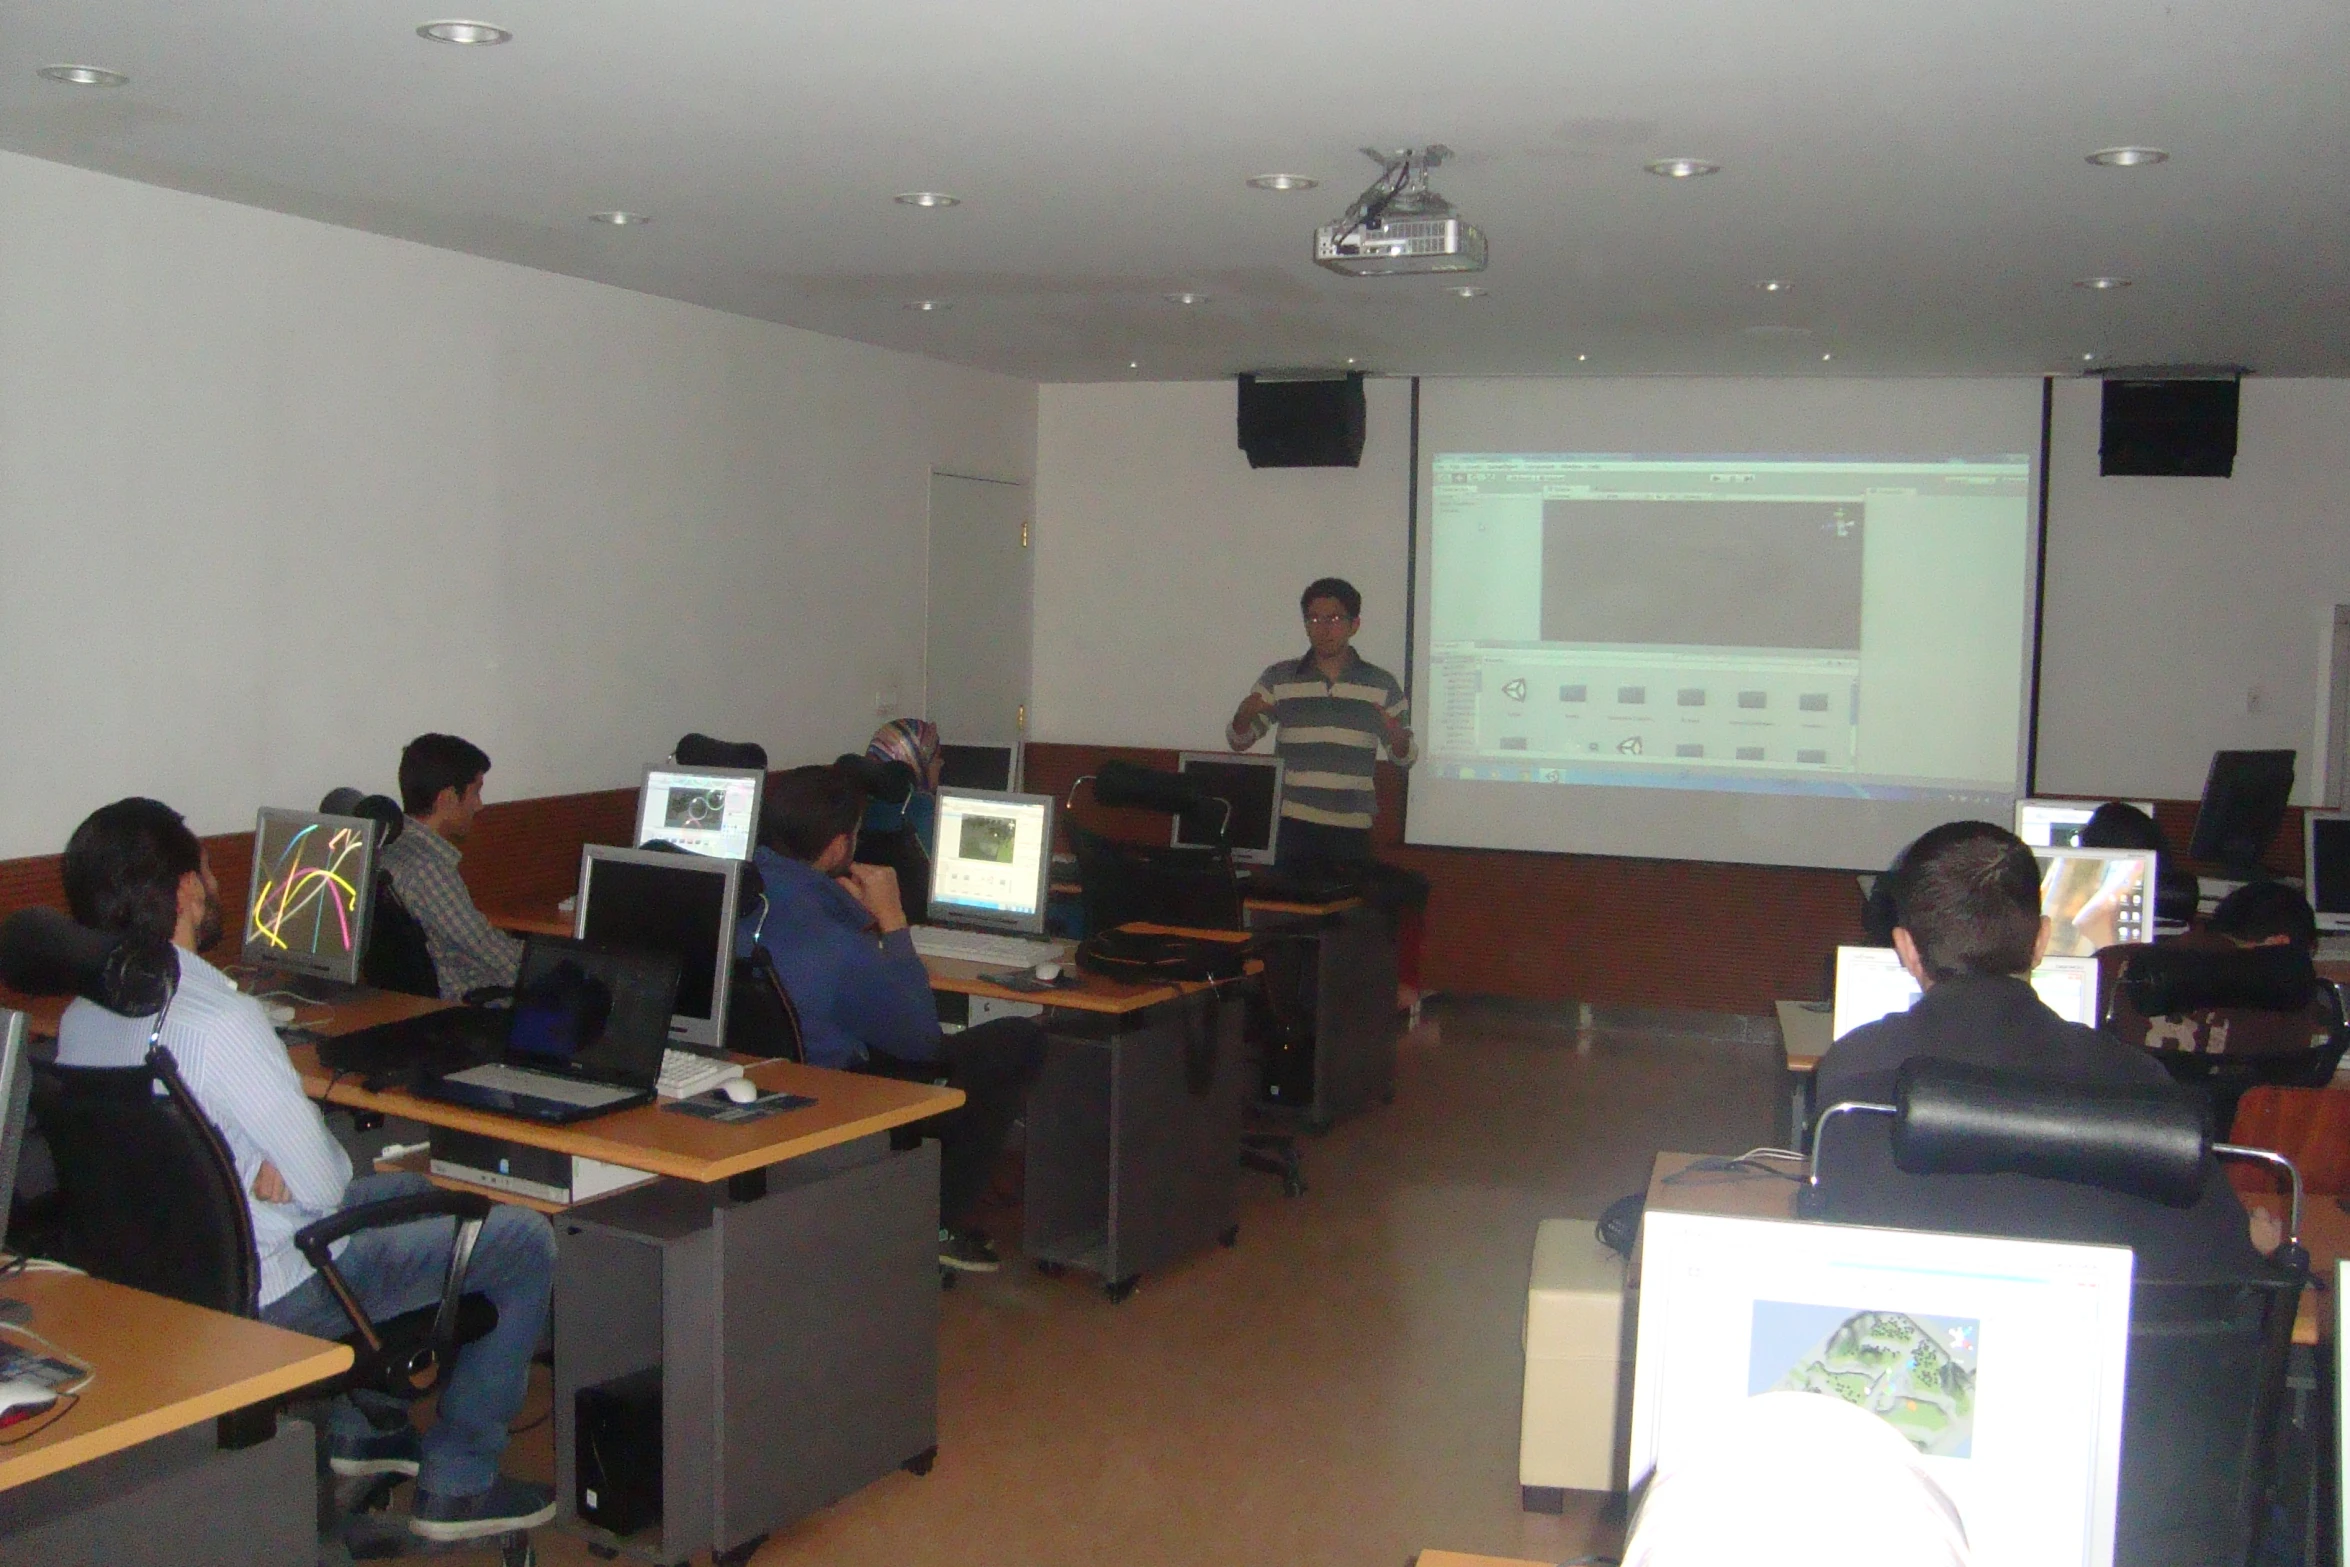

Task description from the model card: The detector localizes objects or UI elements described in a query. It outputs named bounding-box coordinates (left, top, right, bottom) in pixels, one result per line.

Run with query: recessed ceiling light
left=37, top=64, right=128, bottom=87
left=1127, top=360, right=1140, bottom=369
left=416, top=20, right=511, bottom=44
left=1451, top=286, right=1489, bottom=299
left=1345, top=357, right=1357, bottom=365
left=906, top=299, right=950, bottom=312
left=1820, top=352, right=1833, bottom=362
left=1755, top=278, right=1792, bottom=294
left=1577, top=353, right=1588, bottom=362
left=894, top=191, right=960, bottom=208
left=1644, top=158, right=1721, bottom=179
left=2081, top=351, right=2098, bottom=361
left=2075, top=276, right=2132, bottom=290
left=2087, top=147, right=2167, bottom=168
left=588, top=211, right=649, bottom=226
left=1164, top=292, right=1210, bottom=306
left=1246, top=173, right=1319, bottom=192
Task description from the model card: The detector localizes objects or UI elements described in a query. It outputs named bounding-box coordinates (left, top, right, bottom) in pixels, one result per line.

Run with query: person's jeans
left=261, top=1172, right=555, bottom=1499
left=866, top=1018, right=1047, bottom=1227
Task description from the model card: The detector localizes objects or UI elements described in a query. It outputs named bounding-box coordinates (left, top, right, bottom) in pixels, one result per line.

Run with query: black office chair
left=1808, top=1058, right=2309, bottom=1567
left=2098, top=941, right=2350, bottom=1139
left=675, top=733, right=769, bottom=772
left=320, top=789, right=440, bottom=999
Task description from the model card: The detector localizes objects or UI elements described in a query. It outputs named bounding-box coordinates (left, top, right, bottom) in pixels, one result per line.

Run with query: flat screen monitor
left=1631, top=1209, right=2134, bottom=1567
left=928, top=788, right=1054, bottom=937
left=0, top=1009, right=26, bottom=1260
left=2188, top=749, right=2295, bottom=873
left=1831, top=946, right=2100, bottom=1040
left=2014, top=798, right=2158, bottom=850
left=575, top=845, right=741, bottom=1051
left=2306, top=811, right=2350, bottom=934
left=2033, top=848, right=2157, bottom=956
left=938, top=743, right=1019, bottom=793
left=635, top=764, right=763, bottom=862
left=1171, top=753, right=1285, bottom=864
left=241, top=807, right=379, bottom=985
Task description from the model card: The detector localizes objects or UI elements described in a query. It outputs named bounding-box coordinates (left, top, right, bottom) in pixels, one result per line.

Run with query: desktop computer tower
left=429, top=1127, right=656, bottom=1207
left=576, top=1368, right=662, bottom=1537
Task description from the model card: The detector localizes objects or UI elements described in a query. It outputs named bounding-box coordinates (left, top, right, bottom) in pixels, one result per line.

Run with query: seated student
left=854, top=718, right=941, bottom=924
left=739, top=764, right=1046, bottom=1273
left=2205, top=879, right=2318, bottom=952
left=1812, top=820, right=2261, bottom=1282
left=53, top=799, right=557, bottom=1542
left=380, top=733, right=524, bottom=1000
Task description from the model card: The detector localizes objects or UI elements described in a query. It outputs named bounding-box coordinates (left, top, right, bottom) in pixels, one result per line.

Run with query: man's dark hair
left=63, top=797, right=203, bottom=942
left=2208, top=880, right=2317, bottom=952
left=2079, top=801, right=2166, bottom=851
left=1299, top=577, right=1361, bottom=620
left=759, top=764, right=866, bottom=862
left=399, top=733, right=492, bottom=817
left=1891, top=821, right=2044, bottom=981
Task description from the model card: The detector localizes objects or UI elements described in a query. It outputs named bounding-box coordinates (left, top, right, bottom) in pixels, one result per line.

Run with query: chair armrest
left=459, top=984, right=512, bottom=1008
left=293, top=1190, right=496, bottom=1382
left=292, top=1189, right=494, bottom=1268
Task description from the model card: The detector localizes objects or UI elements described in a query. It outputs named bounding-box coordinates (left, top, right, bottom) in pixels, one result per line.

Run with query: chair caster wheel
left=1105, top=1276, right=1139, bottom=1303
left=1034, top=1259, right=1067, bottom=1277
left=1219, top=1224, right=1240, bottom=1248
left=714, top=1534, right=769, bottom=1567
left=902, top=1445, right=938, bottom=1476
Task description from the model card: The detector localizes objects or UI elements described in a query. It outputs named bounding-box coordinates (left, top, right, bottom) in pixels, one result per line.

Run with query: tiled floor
left=372, top=1000, right=1782, bottom=1566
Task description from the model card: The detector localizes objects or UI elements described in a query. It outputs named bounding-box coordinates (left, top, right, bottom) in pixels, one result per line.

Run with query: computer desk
left=926, top=932, right=1256, bottom=1303
left=1772, top=999, right=1831, bottom=1147
left=0, top=1271, right=351, bottom=1566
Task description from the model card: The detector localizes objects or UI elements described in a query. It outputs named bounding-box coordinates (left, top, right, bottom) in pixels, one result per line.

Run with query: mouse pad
left=663, top=1090, right=816, bottom=1124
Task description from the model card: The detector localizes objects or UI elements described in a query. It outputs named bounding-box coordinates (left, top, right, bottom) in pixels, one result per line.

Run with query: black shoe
left=938, top=1227, right=1001, bottom=1273
left=408, top=1476, right=556, bottom=1542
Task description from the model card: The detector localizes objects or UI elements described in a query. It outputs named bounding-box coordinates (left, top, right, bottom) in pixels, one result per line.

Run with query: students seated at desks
left=854, top=718, right=941, bottom=925
left=380, top=732, right=525, bottom=1000
left=1812, top=821, right=2261, bottom=1282
left=739, top=765, right=1045, bottom=1273
left=2205, top=879, right=2318, bottom=952
left=53, top=798, right=558, bottom=1541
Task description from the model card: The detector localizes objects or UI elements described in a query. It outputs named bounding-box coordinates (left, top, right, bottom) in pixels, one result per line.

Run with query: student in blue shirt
left=739, top=764, right=1044, bottom=1273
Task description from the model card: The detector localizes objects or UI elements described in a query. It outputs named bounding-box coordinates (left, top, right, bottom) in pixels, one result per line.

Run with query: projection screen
left=1409, top=378, right=2045, bottom=870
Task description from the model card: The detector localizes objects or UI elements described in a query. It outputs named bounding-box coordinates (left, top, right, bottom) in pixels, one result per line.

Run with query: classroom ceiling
left=2, top=0, right=2345, bottom=384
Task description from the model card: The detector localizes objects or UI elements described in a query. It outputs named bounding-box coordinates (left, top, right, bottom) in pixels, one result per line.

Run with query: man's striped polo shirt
left=1232, top=648, right=1416, bottom=831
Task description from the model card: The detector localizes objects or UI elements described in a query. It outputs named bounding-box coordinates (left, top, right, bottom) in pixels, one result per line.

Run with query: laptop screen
left=1831, top=946, right=2101, bottom=1039
left=927, top=788, right=1054, bottom=935
left=505, top=938, right=678, bottom=1085
left=2034, top=848, right=2157, bottom=955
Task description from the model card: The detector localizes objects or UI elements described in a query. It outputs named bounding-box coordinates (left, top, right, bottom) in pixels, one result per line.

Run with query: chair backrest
left=726, top=945, right=806, bottom=1063
left=364, top=871, right=441, bottom=997
left=2098, top=942, right=2347, bottom=1137
left=31, top=1047, right=260, bottom=1317
left=1070, top=825, right=1242, bottom=935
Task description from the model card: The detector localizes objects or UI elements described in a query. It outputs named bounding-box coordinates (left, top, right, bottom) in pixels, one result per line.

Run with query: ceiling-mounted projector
left=1314, top=145, right=1488, bottom=277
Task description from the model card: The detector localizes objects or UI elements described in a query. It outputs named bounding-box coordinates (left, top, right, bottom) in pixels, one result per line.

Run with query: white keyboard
left=443, top=1063, right=635, bottom=1107
left=657, top=1049, right=745, bottom=1101
left=908, top=925, right=1066, bottom=967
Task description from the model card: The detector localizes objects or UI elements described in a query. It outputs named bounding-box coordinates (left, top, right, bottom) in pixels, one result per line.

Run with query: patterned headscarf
left=866, top=718, right=941, bottom=785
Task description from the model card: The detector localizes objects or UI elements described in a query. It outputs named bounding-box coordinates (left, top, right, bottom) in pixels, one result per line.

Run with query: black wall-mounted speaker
left=2100, top=378, right=2240, bottom=477
left=1237, top=373, right=1366, bottom=468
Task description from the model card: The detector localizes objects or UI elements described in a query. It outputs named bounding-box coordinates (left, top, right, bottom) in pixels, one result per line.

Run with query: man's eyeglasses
left=1303, top=613, right=1353, bottom=628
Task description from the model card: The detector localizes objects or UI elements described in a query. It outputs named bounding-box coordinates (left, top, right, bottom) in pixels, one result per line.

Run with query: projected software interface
left=244, top=808, right=376, bottom=980
left=1424, top=454, right=2032, bottom=804
left=635, top=766, right=761, bottom=861
left=2035, top=848, right=2156, bottom=956
left=929, top=790, right=1052, bottom=931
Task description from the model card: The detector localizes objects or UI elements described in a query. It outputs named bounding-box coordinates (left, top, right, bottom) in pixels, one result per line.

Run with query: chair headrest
left=0, top=909, right=179, bottom=1017
left=1890, top=1057, right=2210, bottom=1208
left=675, top=734, right=769, bottom=772
left=2122, top=942, right=2317, bottom=1017
left=833, top=755, right=916, bottom=807
left=318, top=789, right=404, bottom=848
left=1092, top=759, right=1207, bottom=817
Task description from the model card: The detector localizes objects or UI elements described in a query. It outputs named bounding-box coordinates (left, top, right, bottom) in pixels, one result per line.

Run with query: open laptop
left=906, top=788, right=1065, bottom=967
left=1831, top=946, right=2101, bottom=1040
left=412, top=936, right=679, bottom=1124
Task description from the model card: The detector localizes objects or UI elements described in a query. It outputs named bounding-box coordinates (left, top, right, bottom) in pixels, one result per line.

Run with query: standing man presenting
left=1229, top=577, right=1416, bottom=868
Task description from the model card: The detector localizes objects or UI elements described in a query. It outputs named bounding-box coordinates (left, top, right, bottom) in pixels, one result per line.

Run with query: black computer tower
left=576, top=1367, right=662, bottom=1537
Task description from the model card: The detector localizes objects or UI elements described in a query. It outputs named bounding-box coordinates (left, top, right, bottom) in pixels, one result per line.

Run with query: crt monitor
left=635, top=764, right=763, bottom=862
left=1831, top=946, right=2100, bottom=1040
left=1632, top=1210, right=2133, bottom=1567
left=2014, top=799, right=2158, bottom=850
left=938, top=743, right=1019, bottom=793
left=2307, top=811, right=2350, bottom=934
left=241, top=807, right=379, bottom=986
left=575, top=845, right=741, bottom=1051
left=928, top=788, right=1055, bottom=937
left=1171, top=753, right=1285, bottom=864
left=2187, top=749, right=2295, bottom=874
left=2034, top=848, right=2157, bottom=957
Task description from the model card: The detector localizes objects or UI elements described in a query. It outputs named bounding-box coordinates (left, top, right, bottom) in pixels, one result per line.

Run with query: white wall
left=0, top=150, right=1034, bottom=858
left=2037, top=377, right=2350, bottom=803
left=1030, top=378, right=1412, bottom=747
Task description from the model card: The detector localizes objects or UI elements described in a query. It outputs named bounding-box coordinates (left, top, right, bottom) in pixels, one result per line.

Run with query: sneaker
left=328, top=1423, right=422, bottom=1478
left=938, top=1227, right=1001, bottom=1273
left=408, top=1476, right=556, bottom=1542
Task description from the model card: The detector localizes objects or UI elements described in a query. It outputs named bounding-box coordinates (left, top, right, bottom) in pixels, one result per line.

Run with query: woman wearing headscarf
left=856, top=718, right=942, bottom=924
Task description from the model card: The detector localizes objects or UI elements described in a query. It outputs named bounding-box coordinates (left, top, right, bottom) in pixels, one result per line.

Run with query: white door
left=924, top=472, right=1032, bottom=749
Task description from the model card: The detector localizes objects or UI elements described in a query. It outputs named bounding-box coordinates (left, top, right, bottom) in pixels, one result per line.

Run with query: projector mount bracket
left=1328, top=145, right=1460, bottom=251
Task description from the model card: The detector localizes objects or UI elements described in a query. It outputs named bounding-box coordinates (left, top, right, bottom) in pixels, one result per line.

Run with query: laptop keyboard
left=657, top=1050, right=745, bottom=1100
left=442, top=1063, right=637, bottom=1107
left=908, top=926, right=1065, bottom=966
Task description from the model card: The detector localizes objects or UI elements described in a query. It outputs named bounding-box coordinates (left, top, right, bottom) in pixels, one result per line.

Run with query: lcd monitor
left=1171, top=753, right=1285, bottom=865
left=1631, top=1210, right=2134, bottom=1567
left=927, top=788, right=1054, bottom=937
left=635, top=764, right=763, bottom=862
left=241, top=807, right=379, bottom=986
left=575, top=845, right=740, bottom=1051
left=2034, top=848, right=2157, bottom=957
left=2306, top=811, right=2350, bottom=934
left=0, top=1010, right=27, bottom=1260
left=2187, top=750, right=2295, bottom=875
left=937, top=742, right=1020, bottom=793
left=2014, top=798, right=2159, bottom=850
left=1831, top=946, right=2101, bottom=1040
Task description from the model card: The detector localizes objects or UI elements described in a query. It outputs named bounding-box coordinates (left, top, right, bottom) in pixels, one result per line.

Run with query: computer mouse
left=264, top=1001, right=298, bottom=1028
left=721, top=1078, right=760, bottom=1104
left=1033, top=961, right=1064, bottom=984
left=0, top=1379, right=58, bottom=1420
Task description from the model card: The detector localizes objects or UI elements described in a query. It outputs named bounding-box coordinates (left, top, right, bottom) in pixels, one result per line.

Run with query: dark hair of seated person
left=1889, top=820, right=2043, bottom=982
left=2078, top=800, right=2166, bottom=851
left=2206, top=880, right=2318, bottom=951
left=63, top=796, right=202, bottom=943
left=757, top=764, right=868, bottom=863
left=398, top=732, right=492, bottom=817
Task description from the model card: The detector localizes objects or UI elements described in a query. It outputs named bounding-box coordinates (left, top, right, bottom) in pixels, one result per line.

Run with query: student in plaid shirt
left=379, top=733, right=524, bottom=1000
